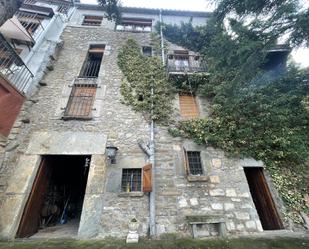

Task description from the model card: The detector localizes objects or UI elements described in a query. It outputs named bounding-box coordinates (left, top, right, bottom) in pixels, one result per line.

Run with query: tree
left=214, top=0, right=309, bottom=46
left=97, top=0, right=121, bottom=23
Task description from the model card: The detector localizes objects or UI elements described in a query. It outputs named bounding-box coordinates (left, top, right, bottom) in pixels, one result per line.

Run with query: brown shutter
left=179, top=94, right=199, bottom=119
left=64, top=85, right=96, bottom=119
left=142, top=163, right=152, bottom=192
left=182, top=147, right=189, bottom=175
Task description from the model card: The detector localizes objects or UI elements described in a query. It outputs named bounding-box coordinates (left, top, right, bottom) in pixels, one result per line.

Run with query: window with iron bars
left=82, top=15, right=103, bottom=26
left=79, top=45, right=104, bottom=78
left=187, top=151, right=203, bottom=175
left=63, top=84, right=97, bottom=120
left=121, top=169, right=142, bottom=192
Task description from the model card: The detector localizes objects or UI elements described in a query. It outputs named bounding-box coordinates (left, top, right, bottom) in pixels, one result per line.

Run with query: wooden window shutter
left=179, top=94, right=199, bottom=119
left=142, top=164, right=152, bottom=192
left=182, top=147, right=189, bottom=175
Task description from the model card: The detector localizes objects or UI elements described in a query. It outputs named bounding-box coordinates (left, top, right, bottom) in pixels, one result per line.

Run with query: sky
left=80, top=0, right=308, bottom=67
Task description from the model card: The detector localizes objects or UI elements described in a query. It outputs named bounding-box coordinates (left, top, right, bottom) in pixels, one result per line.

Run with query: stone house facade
left=0, top=3, right=286, bottom=240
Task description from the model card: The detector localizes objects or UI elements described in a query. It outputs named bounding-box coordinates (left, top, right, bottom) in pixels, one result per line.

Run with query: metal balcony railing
left=167, top=54, right=207, bottom=73
left=14, top=11, right=45, bottom=42
left=0, top=34, right=33, bottom=93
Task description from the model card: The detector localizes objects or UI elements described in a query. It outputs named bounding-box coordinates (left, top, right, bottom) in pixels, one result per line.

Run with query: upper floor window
left=63, top=83, right=97, bottom=120
left=82, top=15, right=103, bottom=26
left=79, top=45, right=105, bottom=78
left=179, top=93, right=199, bottom=119
left=186, top=151, right=203, bottom=175
left=116, top=18, right=152, bottom=32
left=142, top=46, right=152, bottom=57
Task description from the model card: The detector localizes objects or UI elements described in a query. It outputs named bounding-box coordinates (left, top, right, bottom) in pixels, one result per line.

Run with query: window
left=63, top=84, right=97, bottom=119
left=142, top=46, right=152, bottom=57
left=179, top=94, right=199, bottom=119
left=116, top=18, right=152, bottom=32
left=187, top=151, right=203, bottom=175
left=121, top=169, right=142, bottom=192
left=57, top=5, right=69, bottom=14
left=79, top=45, right=104, bottom=78
left=82, top=15, right=103, bottom=26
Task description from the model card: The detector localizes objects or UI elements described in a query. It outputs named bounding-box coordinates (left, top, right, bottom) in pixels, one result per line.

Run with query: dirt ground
left=0, top=237, right=308, bottom=249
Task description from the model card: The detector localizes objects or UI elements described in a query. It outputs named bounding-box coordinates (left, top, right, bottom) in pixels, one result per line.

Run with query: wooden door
left=16, top=157, right=51, bottom=238
left=244, top=167, right=284, bottom=230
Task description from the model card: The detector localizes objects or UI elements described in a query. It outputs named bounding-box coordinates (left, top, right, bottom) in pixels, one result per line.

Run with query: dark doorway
left=244, top=167, right=284, bottom=230
left=16, top=155, right=91, bottom=238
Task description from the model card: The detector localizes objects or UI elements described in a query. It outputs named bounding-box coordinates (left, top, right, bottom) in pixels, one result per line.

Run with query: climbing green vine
left=118, top=38, right=172, bottom=122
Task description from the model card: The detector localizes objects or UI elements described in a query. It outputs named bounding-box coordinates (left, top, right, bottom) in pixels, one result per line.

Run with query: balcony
left=167, top=54, right=207, bottom=74
left=0, top=33, right=33, bottom=93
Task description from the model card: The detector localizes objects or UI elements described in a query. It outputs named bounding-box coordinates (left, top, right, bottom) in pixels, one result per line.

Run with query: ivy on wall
left=117, top=38, right=172, bottom=122
left=168, top=65, right=309, bottom=222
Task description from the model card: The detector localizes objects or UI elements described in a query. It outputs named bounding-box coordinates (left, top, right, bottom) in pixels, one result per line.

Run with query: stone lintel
left=26, top=131, right=107, bottom=155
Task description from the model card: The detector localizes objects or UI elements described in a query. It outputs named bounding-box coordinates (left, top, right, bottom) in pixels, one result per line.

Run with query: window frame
left=62, top=83, right=97, bottom=120
left=79, top=44, right=105, bottom=78
left=186, top=151, right=204, bottom=175
left=179, top=93, right=200, bottom=119
left=121, top=168, right=142, bottom=192
left=116, top=17, right=152, bottom=32
left=82, top=15, right=103, bottom=26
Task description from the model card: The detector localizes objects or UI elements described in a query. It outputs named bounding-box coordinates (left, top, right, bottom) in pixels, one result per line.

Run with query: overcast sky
left=80, top=0, right=308, bottom=67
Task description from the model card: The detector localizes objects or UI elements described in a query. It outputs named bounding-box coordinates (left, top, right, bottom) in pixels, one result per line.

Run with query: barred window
left=79, top=45, right=104, bottom=78
left=187, top=151, right=203, bottom=175
left=121, top=169, right=142, bottom=192
left=63, top=84, right=97, bottom=120
left=82, top=15, right=103, bottom=26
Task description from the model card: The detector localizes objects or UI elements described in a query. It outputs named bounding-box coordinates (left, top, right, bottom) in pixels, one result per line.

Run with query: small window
left=82, top=15, right=103, bottom=26
left=179, top=94, right=199, bottom=119
left=63, top=84, right=97, bottom=120
left=121, top=169, right=142, bottom=192
left=142, top=46, right=152, bottom=57
left=187, top=151, right=203, bottom=175
left=79, top=45, right=105, bottom=78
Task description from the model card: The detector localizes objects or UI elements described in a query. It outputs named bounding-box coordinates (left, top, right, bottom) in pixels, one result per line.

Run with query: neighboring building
left=0, top=3, right=286, bottom=240
left=0, top=0, right=21, bottom=26
left=0, top=0, right=73, bottom=142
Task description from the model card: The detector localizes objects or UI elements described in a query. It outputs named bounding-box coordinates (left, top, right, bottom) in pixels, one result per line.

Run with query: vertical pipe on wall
left=149, top=8, right=165, bottom=238
left=159, top=9, right=165, bottom=65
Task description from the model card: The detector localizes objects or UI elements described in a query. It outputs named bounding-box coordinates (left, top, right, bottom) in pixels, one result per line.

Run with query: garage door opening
left=16, top=155, right=91, bottom=238
left=244, top=167, right=284, bottom=230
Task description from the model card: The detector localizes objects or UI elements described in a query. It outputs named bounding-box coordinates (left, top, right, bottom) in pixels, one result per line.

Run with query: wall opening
left=16, top=155, right=91, bottom=238
left=244, top=167, right=284, bottom=230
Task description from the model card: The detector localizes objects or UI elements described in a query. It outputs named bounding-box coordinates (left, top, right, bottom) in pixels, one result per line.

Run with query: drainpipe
left=149, top=81, right=156, bottom=237
left=159, top=9, right=165, bottom=64
left=149, top=9, right=165, bottom=238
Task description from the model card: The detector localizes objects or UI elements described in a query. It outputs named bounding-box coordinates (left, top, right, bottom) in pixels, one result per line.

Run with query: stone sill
left=187, top=175, right=208, bottom=182
left=118, top=192, right=144, bottom=197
